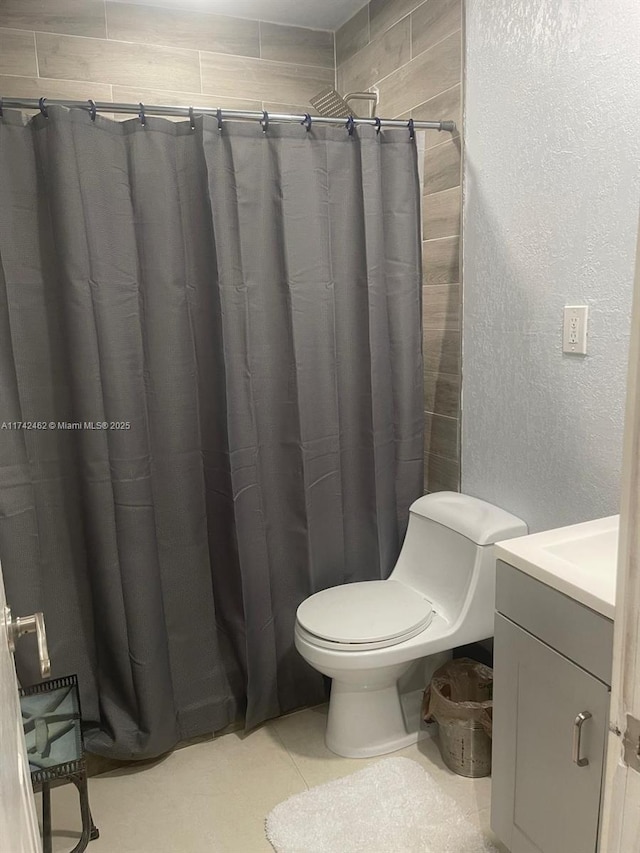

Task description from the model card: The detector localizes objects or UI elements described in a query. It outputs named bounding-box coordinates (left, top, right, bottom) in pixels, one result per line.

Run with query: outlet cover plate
left=563, top=305, right=589, bottom=355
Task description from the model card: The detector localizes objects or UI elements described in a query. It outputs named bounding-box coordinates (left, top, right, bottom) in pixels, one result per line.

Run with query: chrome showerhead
left=310, top=88, right=355, bottom=118
left=309, top=89, right=378, bottom=120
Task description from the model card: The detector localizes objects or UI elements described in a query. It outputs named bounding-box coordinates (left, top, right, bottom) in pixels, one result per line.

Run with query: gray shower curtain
left=0, top=106, right=424, bottom=759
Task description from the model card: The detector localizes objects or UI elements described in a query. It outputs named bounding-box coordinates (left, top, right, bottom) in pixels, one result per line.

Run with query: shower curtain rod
left=0, top=97, right=456, bottom=132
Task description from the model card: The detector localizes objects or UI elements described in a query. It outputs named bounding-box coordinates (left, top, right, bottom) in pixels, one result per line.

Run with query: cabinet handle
left=572, top=711, right=592, bottom=767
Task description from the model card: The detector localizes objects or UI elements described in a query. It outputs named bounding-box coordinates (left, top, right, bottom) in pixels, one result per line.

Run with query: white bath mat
left=265, top=757, right=498, bottom=853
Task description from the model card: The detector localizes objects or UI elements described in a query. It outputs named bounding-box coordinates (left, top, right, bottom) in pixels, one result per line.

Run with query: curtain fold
left=0, top=107, right=424, bottom=759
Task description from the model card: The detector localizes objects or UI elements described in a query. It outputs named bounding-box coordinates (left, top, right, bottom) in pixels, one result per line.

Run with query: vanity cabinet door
left=491, top=614, right=609, bottom=853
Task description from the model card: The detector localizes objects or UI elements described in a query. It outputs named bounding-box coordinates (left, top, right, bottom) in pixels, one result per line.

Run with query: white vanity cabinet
left=491, top=561, right=614, bottom=853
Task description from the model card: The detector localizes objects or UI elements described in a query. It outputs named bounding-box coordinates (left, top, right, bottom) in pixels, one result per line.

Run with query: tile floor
left=40, top=704, right=507, bottom=853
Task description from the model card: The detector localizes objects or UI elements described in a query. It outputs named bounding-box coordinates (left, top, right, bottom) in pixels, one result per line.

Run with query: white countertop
left=495, top=515, right=618, bottom=619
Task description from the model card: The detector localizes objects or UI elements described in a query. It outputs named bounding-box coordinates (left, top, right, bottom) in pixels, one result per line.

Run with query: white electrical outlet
left=563, top=305, right=589, bottom=354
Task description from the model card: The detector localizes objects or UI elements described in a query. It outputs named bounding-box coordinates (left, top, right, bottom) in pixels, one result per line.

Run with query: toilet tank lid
left=409, top=492, right=527, bottom=545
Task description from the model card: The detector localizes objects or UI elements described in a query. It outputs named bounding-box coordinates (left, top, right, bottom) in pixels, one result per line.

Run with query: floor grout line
left=265, top=721, right=311, bottom=791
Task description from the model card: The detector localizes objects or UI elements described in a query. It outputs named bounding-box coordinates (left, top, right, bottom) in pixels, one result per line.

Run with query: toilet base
left=325, top=682, right=435, bottom=759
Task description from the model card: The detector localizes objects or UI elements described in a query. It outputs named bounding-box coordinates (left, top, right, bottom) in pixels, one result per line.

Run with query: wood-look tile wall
left=0, top=0, right=334, bottom=115
left=337, top=0, right=463, bottom=493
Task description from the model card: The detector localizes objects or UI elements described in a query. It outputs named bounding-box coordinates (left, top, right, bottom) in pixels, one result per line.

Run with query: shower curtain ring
left=138, top=103, right=146, bottom=126
left=216, top=108, right=223, bottom=131
left=261, top=110, right=269, bottom=133
left=38, top=97, right=48, bottom=118
left=189, top=106, right=196, bottom=131
left=346, top=115, right=355, bottom=136
left=301, top=113, right=312, bottom=132
left=374, top=117, right=382, bottom=134
left=408, top=118, right=415, bottom=140
left=88, top=99, right=97, bottom=122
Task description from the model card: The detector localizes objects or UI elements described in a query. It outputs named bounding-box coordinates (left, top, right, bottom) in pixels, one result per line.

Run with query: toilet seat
left=296, top=580, right=433, bottom=651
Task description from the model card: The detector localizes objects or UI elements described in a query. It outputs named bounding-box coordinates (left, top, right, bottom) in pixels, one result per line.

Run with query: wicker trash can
left=422, top=657, right=493, bottom=778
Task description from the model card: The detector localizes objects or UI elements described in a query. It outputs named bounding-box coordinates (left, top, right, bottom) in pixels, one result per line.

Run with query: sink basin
left=543, top=526, right=619, bottom=572
left=495, top=515, right=618, bottom=618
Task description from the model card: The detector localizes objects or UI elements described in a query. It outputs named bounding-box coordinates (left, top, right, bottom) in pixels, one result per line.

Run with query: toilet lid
left=296, top=580, right=433, bottom=645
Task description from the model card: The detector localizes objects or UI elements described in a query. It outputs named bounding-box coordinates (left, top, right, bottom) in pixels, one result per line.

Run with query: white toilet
left=295, top=491, right=527, bottom=758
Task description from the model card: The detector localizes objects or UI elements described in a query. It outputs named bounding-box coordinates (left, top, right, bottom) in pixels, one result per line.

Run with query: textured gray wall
left=462, top=0, right=640, bottom=533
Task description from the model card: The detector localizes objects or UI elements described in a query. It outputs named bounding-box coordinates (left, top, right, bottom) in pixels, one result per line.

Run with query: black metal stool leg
left=67, top=772, right=98, bottom=853
left=41, top=782, right=53, bottom=853
left=89, top=813, right=100, bottom=842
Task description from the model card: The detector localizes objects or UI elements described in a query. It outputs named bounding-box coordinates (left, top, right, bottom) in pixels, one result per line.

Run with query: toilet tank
left=390, top=492, right=527, bottom=627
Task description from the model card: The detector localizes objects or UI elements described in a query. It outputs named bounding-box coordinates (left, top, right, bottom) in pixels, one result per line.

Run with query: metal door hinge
left=623, top=715, right=640, bottom=773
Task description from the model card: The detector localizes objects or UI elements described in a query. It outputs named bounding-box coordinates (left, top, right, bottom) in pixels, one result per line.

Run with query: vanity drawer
left=496, top=560, right=613, bottom=685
